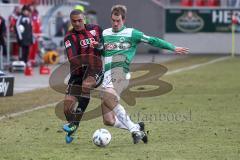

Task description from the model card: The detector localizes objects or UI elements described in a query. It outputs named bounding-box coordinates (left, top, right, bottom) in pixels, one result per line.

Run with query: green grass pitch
left=0, top=56, right=239, bottom=160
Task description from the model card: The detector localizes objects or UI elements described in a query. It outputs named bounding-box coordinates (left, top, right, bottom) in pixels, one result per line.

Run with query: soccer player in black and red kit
left=63, top=9, right=103, bottom=143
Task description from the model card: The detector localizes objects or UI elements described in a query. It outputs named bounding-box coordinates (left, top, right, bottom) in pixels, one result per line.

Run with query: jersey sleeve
left=89, top=25, right=103, bottom=77
left=96, top=26, right=104, bottom=51
left=132, top=29, right=176, bottom=51
left=64, top=34, right=77, bottom=60
left=15, top=16, right=23, bottom=41
left=132, top=28, right=144, bottom=43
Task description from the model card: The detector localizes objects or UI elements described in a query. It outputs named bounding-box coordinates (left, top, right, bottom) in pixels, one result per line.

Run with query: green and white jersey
left=102, top=26, right=176, bottom=73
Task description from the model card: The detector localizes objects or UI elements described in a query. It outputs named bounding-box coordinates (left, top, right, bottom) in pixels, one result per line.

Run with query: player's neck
left=73, top=25, right=86, bottom=33
left=112, top=25, right=126, bottom=33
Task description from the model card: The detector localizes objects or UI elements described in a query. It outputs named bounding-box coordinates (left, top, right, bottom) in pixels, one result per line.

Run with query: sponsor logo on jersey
left=65, top=40, right=71, bottom=48
left=119, top=37, right=125, bottom=42
left=80, top=38, right=96, bottom=47
left=105, top=42, right=131, bottom=51
left=0, top=79, right=9, bottom=96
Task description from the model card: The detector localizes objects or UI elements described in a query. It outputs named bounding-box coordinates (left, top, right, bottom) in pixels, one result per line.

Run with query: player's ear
left=122, top=18, right=126, bottom=24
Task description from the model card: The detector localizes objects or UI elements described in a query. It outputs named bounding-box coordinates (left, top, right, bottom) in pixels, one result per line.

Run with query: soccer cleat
left=138, top=122, right=148, bottom=144
left=131, top=131, right=146, bottom=144
left=63, top=123, right=78, bottom=134
left=65, top=134, right=74, bottom=144
left=63, top=123, right=78, bottom=144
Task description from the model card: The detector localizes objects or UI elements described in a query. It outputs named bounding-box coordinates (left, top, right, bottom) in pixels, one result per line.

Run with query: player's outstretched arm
left=132, top=29, right=190, bottom=54
left=174, top=47, right=189, bottom=55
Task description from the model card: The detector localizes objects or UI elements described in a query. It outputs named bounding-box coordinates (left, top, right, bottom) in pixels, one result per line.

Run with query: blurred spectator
left=62, top=17, right=69, bottom=35
left=9, top=6, right=21, bottom=60
left=29, top=3, right=41, bottom=66
left=0, top=14, right=7, bottom=56
left=15, top=5, right=33, bottom=64
left=86, top=10, right=98, bottom=24
left=74, top=4, right=85, bottom=12
left=227, top=0, right=240, bottom=7
left=2, top=0, right=10, bottom=3
left=55, top=11, right=65, bottom=37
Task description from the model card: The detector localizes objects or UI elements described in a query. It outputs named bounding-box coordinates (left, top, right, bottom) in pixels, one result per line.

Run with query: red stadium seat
left=196, top=0, right=206, bottom=6
left=181, top=0, right=193, bottom=7
left=19, top=0, right=34, bottom=5
left=207, top=0, right=220, bottom=6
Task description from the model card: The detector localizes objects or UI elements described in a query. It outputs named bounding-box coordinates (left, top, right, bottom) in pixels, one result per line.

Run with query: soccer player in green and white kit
left=101, top=5, right=189, bottom=144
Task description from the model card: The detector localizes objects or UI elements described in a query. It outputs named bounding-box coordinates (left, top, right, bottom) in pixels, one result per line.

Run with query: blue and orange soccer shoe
left=63, top=123, right=78, bottom=144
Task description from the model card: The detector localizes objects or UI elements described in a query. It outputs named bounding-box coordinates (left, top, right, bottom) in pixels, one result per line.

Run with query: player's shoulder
left=124, top=27, right=135, bottom=32
left=131, top=28, right=143, bottom=33
left=86, top=24, right=102, bottom=31
left=64, top=30, right=74, bottom=40
left=102, top=28, right=112, bottom=35
left=103, top=27, right=134, bottom=36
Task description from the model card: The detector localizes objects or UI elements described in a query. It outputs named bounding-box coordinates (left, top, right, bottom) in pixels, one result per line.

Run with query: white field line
left=0, top=103, right=58, bottom=121
left=0, top=56, right=230, bottom=121
left=165, top=56, right=229, bottom=75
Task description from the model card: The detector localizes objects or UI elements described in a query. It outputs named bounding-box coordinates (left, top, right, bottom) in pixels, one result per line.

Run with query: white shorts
left=101, top=67, right=131, bottom=98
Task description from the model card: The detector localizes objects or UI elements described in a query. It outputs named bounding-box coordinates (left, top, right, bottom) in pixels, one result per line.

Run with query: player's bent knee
left=63, top=96, right=77, bottom=114
left=102, top=90, right=119, bottom=103
left=103, top=118, right=115, bottom=126
left=82, top=78, right=96, bottom=94
left=102, top=113, right=115, bottom=126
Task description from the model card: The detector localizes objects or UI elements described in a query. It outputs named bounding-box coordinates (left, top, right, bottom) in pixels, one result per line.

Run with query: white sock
left=113, top=116, right=128, bottom=130
left=113, top=104, right=140, bottom=132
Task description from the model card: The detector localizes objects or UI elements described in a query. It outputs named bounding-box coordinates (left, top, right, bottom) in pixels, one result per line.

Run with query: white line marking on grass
left=166, top=56, right=230, bottom=75
left=0, top=102, right=57, bottom=121
left=0, top=56, right=230, bottom=121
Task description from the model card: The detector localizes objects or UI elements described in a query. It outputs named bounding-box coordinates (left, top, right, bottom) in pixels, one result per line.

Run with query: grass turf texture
left=0, top=56, right=239, bottom=160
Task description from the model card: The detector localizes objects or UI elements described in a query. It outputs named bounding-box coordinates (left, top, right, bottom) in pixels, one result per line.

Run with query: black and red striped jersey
left=64, top=24, right=103, bottom=78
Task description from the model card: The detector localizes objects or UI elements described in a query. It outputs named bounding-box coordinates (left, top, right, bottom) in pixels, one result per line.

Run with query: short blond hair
left=111, top=5, right=127, bottom=19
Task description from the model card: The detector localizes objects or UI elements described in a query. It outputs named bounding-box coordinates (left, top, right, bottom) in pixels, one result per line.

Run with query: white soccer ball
left=18, top=25, right=25, bottom=33
left=92, top=128, right=111, bottom=147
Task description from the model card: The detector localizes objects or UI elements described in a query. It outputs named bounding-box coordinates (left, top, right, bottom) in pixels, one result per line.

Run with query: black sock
left=77, top=96, right=90, bottom=112
left=73, top=96, right=90, bottom=126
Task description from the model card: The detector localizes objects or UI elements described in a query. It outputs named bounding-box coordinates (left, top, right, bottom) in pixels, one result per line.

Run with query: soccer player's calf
left=63, top=76, right=96, bottom=140
left=100, top=68, right=148, bottom=144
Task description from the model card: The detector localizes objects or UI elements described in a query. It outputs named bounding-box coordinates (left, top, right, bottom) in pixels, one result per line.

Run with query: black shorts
left=66, top=72, right=104, bottom=96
